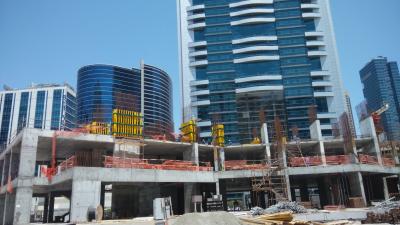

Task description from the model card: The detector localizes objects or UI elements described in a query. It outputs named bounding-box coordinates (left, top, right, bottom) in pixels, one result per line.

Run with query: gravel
left=171, top=212, right=243, bottom=225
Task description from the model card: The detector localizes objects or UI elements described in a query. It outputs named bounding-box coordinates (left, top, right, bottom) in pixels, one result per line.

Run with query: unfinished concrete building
left=0, top=115, right=399, bottom=225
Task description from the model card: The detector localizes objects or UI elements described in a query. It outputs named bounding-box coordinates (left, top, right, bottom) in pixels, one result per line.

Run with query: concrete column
left=348, top=172, right=367, bottom=206
left=0, top=195, right=4, bottom=225
left=70, top=180, right=101, bottom=223
left=13, top=187, right=33, bottom=225
left=220, top=148, right=225, bottom=171
left=261, top=123, right=271, bottom=163
left=213, top=147, right=219, bottom=172
left=310, top=120, right=327, bottom=166
left=383, top=177, right=390, bottom=200
left=360, top=117, right=383, bottom=165
left=13, top=130, right=39, bottom=225
left=4, top=193, right=16, bottom=225
left=285, top=171, right=292, bottom=201
left=281, top=145, right=292, bottom=201
left=183, top=143, right=199, bottom=165
left=184, top=183, right=195, bottom=213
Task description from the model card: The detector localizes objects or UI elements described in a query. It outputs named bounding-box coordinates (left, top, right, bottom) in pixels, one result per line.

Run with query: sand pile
left=171, top=211, right=243, bottom=225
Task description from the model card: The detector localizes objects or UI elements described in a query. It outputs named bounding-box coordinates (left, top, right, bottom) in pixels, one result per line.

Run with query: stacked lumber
left=240, top=211, right=310, bottom=225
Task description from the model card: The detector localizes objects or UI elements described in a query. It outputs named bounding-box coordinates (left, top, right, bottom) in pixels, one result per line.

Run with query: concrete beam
left=72, top=167, right=216, bottom=183
left=288, top=164, right=400, bottom=176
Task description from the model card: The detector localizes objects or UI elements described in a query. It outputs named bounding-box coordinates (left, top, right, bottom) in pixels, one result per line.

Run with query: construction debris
left=362, top=209, right=400, bottom=224
left=362, top=199, right=400, bottom=224
left=249, top=202, right=308, bottom=216
left=265, top=202, right=308, bottom=214
left=371, top=198, right=400, bottom=213
left=240, top=211, right=310, bottom=225
left=250, top=207, right=266, bottom=216
left=171, top=212, right=242, bottom=225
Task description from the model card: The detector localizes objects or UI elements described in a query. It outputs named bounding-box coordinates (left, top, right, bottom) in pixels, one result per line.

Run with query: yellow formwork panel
left=112, top=108, right=144, bottom=138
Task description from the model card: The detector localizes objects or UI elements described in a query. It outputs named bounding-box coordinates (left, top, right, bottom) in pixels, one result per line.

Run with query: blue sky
left=0, top=0, right=399, bottom=132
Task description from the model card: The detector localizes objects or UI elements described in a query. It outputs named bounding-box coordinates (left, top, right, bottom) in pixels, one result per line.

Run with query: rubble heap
left=363, top=208, right=400, bottom=224
left=250, top=202, right=308, bottom=216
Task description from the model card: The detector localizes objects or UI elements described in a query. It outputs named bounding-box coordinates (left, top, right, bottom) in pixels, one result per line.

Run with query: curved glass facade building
left=77, top=64, right=173, bottom=138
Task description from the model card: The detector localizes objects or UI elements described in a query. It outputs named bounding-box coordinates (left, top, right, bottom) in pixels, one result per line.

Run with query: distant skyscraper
left=177, top=0, right=346, bottom=144
left=360, top=57, right=400, bottom=141
left=0, top=84, right=77, bottom=146
left=344, top=91, right=356, bottom=137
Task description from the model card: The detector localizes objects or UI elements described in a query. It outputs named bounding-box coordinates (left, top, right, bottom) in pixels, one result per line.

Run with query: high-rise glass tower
left=177, top=0, right=346, bottom=144
left=0, top=84, right=77, bottom=147
left=360, top=57, right=400, bottom=141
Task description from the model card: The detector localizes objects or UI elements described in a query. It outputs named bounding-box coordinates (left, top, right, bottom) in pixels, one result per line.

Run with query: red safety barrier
left=103, top=156, right=213, bottom=171
left=383, top=157, right=396, bottom=167
left=224, top=160, right=268, bottom=171
left=326, top=155, right=352, bottom=165
left=358, top=154, right=379, bottom=165
left=290, top=156, right=323, bottom=167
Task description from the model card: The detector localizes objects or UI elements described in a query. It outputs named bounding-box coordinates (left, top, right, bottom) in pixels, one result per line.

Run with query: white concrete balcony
left=199, top=131, right=212, bottom=138
left=231, top=17, right=275, bottom=26
left=308, top=50, right=327, bottom=57
left=229, top=0, right=273, bottom=8
left=191, top=90, right=210, bottom=97
left=187, top=13, right=206, bottom=21
left=320, top=124, right=332, bottom=130
left=232, top=36, right=277, bottom=44
left=189, top=50, right=207, bottom=57
left=197, top=120, right=212, bottom=127
left=192, top=100, right=211, bottom=106
left=314, top=91, right=334, bottom=97
left=187, top=4, right=205, bottom=12
left=306, top=41, right=325, bottom=47
left=233, top=46, right=278, bottom=54
left=312, top=81, right=332, bottom=87
left=189, top=41, right=207, bottom=48
left=230, top=8, right=274, bottom=17
left=301, top=3, right=319, bottom=9
left=310, top=70, right=329, bottom=76
left=236, top=85, right=283, bottom=94
left=234, top=55, right=279, bottom=64
left=190, top=79, right=209, bottom=86
left=305, top=31, right=324, bottom=37
left=302, top=13, right=321, bottom=18
left=188, top=22, right=206, bottom=30
left=235, top=75, right=282, bottom=83
left=317, top=112, right=337, bottom=119
left=189, top=60, right=208, bottom=67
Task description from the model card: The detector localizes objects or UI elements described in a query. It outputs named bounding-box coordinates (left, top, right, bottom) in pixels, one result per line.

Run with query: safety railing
left=383, top=157, right=396, bottom=167
left=325, top=155, right=354, bottom=165
left=289, top=156, right=323, bottom=167
left=224, top=160, right=268, bottom=171
left=103, top=156, right=213, bottom=171
left=58, top=156, right=77, bottom=172
left=358, top=154, right=379, bottom=165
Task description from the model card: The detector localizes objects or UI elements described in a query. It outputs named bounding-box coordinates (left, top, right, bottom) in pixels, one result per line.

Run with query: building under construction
left=0, top=111, right=399, bottom=225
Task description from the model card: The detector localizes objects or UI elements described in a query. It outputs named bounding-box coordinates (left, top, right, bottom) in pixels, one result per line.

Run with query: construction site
left=0, top=105, right=399, bottom=225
